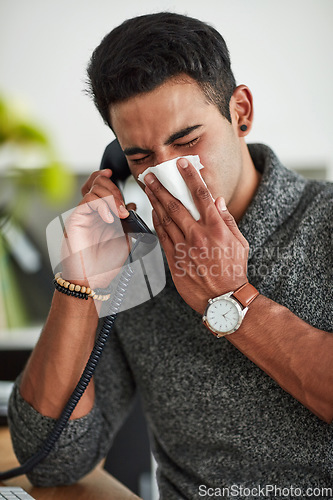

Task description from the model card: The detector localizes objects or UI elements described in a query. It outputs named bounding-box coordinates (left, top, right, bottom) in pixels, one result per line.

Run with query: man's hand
left=60, top=168, right=135, bottom=289
left=144, top=157, right=249, bottom=314
left=143, top=158, right=333, bottom=422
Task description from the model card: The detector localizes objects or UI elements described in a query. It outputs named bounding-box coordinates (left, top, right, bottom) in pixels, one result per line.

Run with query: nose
left=153, top=151, right=179, bottom=167
left=134, top=149, right=181, bottom=186
left=135, top=152, right=179, bottom=191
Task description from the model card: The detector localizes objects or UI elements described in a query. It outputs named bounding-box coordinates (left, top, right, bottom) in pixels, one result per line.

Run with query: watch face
left=206, top=298, right=241, bottom=334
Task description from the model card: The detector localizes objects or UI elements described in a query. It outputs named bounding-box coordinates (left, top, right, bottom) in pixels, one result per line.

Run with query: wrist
left=54, top=272, right=111, bottom=302
left=52, top=288, right=100, bottom=317
left=202, top=282, right=259, bottom=337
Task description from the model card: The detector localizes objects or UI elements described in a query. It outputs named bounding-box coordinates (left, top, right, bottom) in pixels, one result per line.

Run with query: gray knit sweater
left=8, top=144, right=333, bottom=499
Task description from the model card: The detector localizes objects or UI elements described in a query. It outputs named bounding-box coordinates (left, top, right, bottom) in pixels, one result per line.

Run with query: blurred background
left=0, top=0, right=332, bottom=498
left=1, top=0, right=332, bottom=173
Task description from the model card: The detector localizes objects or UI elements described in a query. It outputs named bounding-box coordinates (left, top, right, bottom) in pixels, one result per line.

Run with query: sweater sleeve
left=7, top=324, right=136, bottom=486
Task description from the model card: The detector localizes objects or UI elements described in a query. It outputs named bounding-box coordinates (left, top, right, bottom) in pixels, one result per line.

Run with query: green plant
left=0, top=95, right=75, bottom=328
left=0, top=95, right=74, bottom=224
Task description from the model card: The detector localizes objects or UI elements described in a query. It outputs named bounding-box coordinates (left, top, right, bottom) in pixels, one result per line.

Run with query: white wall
left=1, top=0, right=332, bottom=177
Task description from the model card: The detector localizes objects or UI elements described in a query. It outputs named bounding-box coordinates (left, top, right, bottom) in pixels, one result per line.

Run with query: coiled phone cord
left=0, top=236, right=142, bottom=480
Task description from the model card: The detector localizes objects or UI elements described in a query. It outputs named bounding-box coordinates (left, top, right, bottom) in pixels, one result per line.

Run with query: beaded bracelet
left=54, top=272, right=110, bottom=301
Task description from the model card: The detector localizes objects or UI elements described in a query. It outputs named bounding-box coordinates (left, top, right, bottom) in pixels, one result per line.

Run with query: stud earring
left=240, top=124, right=248, bottom=132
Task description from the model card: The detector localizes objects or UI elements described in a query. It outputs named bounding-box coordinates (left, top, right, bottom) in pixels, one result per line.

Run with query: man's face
left=109, top=76, right=243, bottom=204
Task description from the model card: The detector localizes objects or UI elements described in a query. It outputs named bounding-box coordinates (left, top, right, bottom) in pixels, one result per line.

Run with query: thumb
left=216, top=196, right=228, bottom=214
left=126, top=202, right=137, bottom=211
left=216, top=196, right=237, bottom=230
left=215, top=196, right=248, bottom=247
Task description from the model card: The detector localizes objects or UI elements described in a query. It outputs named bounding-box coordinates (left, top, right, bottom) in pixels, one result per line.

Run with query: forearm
left=20, top=290, right=99, bottom=419
left=228, top=294, right=333, bottom=423
left=8, top=382, right=109, bottom=486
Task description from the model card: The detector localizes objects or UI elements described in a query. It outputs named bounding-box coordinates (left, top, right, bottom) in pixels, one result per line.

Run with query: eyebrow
left=164, top=124, right=203, bottom=145
left=123, top=124, right=203, bottom=156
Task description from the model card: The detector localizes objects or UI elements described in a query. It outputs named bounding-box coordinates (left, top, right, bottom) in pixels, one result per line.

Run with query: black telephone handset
left=100, top=138, right=131, bottom=185
left=100, top=139, right=153, bottom=240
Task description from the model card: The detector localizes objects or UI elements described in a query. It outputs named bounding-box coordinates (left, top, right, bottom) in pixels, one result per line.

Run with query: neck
left=228, top=141, right=261, bottom=222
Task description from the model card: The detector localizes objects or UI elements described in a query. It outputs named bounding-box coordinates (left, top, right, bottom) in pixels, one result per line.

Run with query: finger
left=216, top=197, right=249, bottom=248
left=145, top=185, right=185, bottom=245
left=82, top=189, right=128, bottom=225
left=144, top=172, right=196, bottom=238
left=97, top=200, right=115, bottom=224
left=84, top=177, right=129, bottom=219
left=126, top=202, right=137, bottom=211
left=81, top=168, right=112, bottom=196
left=79, top=192, right=116, bottom=224
left=176, top=158, right=220, bottom=225
left=151, top=208, right=175, bottom=257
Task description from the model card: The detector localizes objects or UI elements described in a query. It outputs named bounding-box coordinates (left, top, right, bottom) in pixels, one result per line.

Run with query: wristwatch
left=202, top=282, right=259, bottom=337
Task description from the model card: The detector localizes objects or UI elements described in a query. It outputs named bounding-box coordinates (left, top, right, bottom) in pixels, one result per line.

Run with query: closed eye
left=174, top=137, right=200, bottom=148
left=131, top=155, right=151, bottom=164
left=130, top=136, right=200, bottom=164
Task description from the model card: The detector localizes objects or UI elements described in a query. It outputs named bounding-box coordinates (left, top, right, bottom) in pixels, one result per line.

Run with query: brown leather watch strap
left=232, top=282, right=259, bottom=308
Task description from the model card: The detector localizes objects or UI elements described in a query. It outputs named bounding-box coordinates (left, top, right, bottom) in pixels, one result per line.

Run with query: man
left=8, top=12, right=333, bottom=499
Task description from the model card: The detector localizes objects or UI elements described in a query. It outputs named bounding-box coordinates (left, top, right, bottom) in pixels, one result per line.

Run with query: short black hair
left=86, top=12, right=236, bottom=127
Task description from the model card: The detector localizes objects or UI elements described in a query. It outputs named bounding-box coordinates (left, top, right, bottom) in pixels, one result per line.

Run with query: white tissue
left=138, top=155, right=208, bottom=220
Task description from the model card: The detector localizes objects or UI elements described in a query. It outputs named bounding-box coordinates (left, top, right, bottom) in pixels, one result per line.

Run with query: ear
left=229, top=85, right=254, bottom=137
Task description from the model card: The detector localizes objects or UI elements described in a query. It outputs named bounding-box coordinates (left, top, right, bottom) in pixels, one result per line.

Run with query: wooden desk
left=0, top=427, right=141, bottom=499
